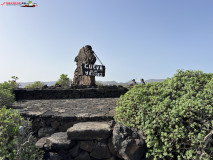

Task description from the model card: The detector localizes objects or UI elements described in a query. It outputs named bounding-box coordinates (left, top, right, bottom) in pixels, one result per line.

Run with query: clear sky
left=0, top=0, right=212, bottom=83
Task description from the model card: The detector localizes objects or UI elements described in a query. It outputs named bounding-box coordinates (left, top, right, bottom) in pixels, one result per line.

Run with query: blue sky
left=0, top=0, right=212, bottom=83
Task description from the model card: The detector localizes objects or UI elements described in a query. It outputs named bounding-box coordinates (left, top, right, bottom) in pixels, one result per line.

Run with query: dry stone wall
left=14, top=87, right=128, bottom=100
left=14, top=87, right=147, bottom=160
left=35, top=121, right=147, bottom=160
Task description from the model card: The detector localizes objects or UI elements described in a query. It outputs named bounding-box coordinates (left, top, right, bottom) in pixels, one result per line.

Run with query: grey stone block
left=35, top=137, right=48, bottom=149
left=46, top=132, right=71, bottom=150
left=67, top=122, right=112, bottom=140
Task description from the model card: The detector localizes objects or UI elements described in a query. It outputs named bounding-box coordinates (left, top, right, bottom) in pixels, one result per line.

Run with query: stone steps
left=67, top=122, right=112, bottom=140
left=46, top=132, right=74, bottom=150
left=35, top=121, right=146, bottom=160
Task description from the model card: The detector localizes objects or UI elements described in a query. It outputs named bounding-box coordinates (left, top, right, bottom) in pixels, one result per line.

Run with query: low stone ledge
left=14, top=88, right=128, bottom=100
left=67, top=122, right=112, bottom=140
left=12, top=98, right=117, bottom=122
left=34, top=122, right=147, bottom=160
left=46, top=132, right=73, bottom=150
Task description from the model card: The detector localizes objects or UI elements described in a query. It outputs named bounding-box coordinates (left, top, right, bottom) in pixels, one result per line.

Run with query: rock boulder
left=67, top=122, right=112, bottom=140
left=46, top=132, right=72, bottom=150
left=112, top=123, right=147, bottom=160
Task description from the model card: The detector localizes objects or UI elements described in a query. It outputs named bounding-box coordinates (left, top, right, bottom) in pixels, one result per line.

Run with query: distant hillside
left=98, top=81, right=118, bottom=85
left=145, top=79, right=165, bottom=83
left=96, top=79, right=165, bottom=86
left=18, top=79, right=165, bottom=88
left=19, top=81, right=56, bottom=88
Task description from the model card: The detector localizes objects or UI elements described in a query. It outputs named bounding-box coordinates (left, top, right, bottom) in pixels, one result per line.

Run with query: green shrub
left=115, top=70, right=213, bottom=160
left=0, top=80, right=44, bottom=160
left=0, top=82, right=13, bottom=91
left=0, top=82, right=15, bottom=107
left=55, top=74, right=71, bottom=87
left=0, top=107, right=43, bottom=160
left=25, top=81, right=45, bottom=89
left=0, top=106, right=22, bottom=159
left=15, top=119, right=44, bottom=160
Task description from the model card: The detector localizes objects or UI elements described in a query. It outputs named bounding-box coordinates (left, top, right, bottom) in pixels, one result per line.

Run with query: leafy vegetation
left=0, top=107, right=43, bottom=160
left=0, top=81, right=44, bottom=160
left=0, top=82, right=15, bottom=107
left=8, top=76, right=19, bottom=89
left=25, top=81, right=45, bottom=89
left=115, top=70, right=213, bottom=160
left=55, top=74, right=71, bottom=87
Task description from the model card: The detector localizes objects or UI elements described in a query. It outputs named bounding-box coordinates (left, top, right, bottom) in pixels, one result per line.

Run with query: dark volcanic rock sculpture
left=73, top=45, right=96, bottom=86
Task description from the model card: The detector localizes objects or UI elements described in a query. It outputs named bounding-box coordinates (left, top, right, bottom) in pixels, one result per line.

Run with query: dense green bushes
left=0, top=82, right=15, bottom=107
left=0, top=107, right=43, bottom=160
left=115, top=70, right=213, bottom=160
left=0, top=106, right=22, bottom=159
left=0, top=82, right=43, bottom=160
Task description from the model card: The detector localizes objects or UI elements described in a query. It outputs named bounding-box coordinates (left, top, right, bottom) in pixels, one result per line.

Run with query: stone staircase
left=35, top=121, right=146, bottom=160
left=13, top=88, right=147, bottom=160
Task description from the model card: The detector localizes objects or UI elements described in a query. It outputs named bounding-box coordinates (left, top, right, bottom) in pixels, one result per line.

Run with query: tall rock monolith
left=73, top=45, right=96, bottom=86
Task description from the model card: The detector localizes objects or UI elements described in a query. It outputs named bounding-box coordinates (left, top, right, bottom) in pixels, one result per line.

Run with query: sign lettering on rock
left=82, top=64, right=105, bottom=77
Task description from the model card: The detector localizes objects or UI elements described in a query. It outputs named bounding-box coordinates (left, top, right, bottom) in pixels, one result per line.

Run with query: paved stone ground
left=12, top=98, right=118, bottom=121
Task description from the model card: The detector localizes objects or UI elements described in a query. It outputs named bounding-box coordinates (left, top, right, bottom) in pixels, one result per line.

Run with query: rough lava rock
left=67, top=122, right=112, bottom=140
left=79, top=140, right=96, bottom=152
left=112, top=123, right=147, bottom=160
left=73, top=45, right=96, bottom=86
left=48, top=152, right=62, bottom=160
left=108, top=137, right=117, bottom=156
left=38, top=127, right=55, bottom=138
left=69, top=143, right=81, bottom=158
left=35, top=137, right=48, bottom=149
left=90, top=140, right=112, bottom=159
left=74, top=150, right=91, bottom=160
left=46, top=132, right=72, bottom=150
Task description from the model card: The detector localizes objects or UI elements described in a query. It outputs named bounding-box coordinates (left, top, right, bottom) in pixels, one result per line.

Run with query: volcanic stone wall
left=13, top=87, right=148, bottom=160
left=14, top=87, right=128, bottom=100
left=35, top=121, right=147, bottom=160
